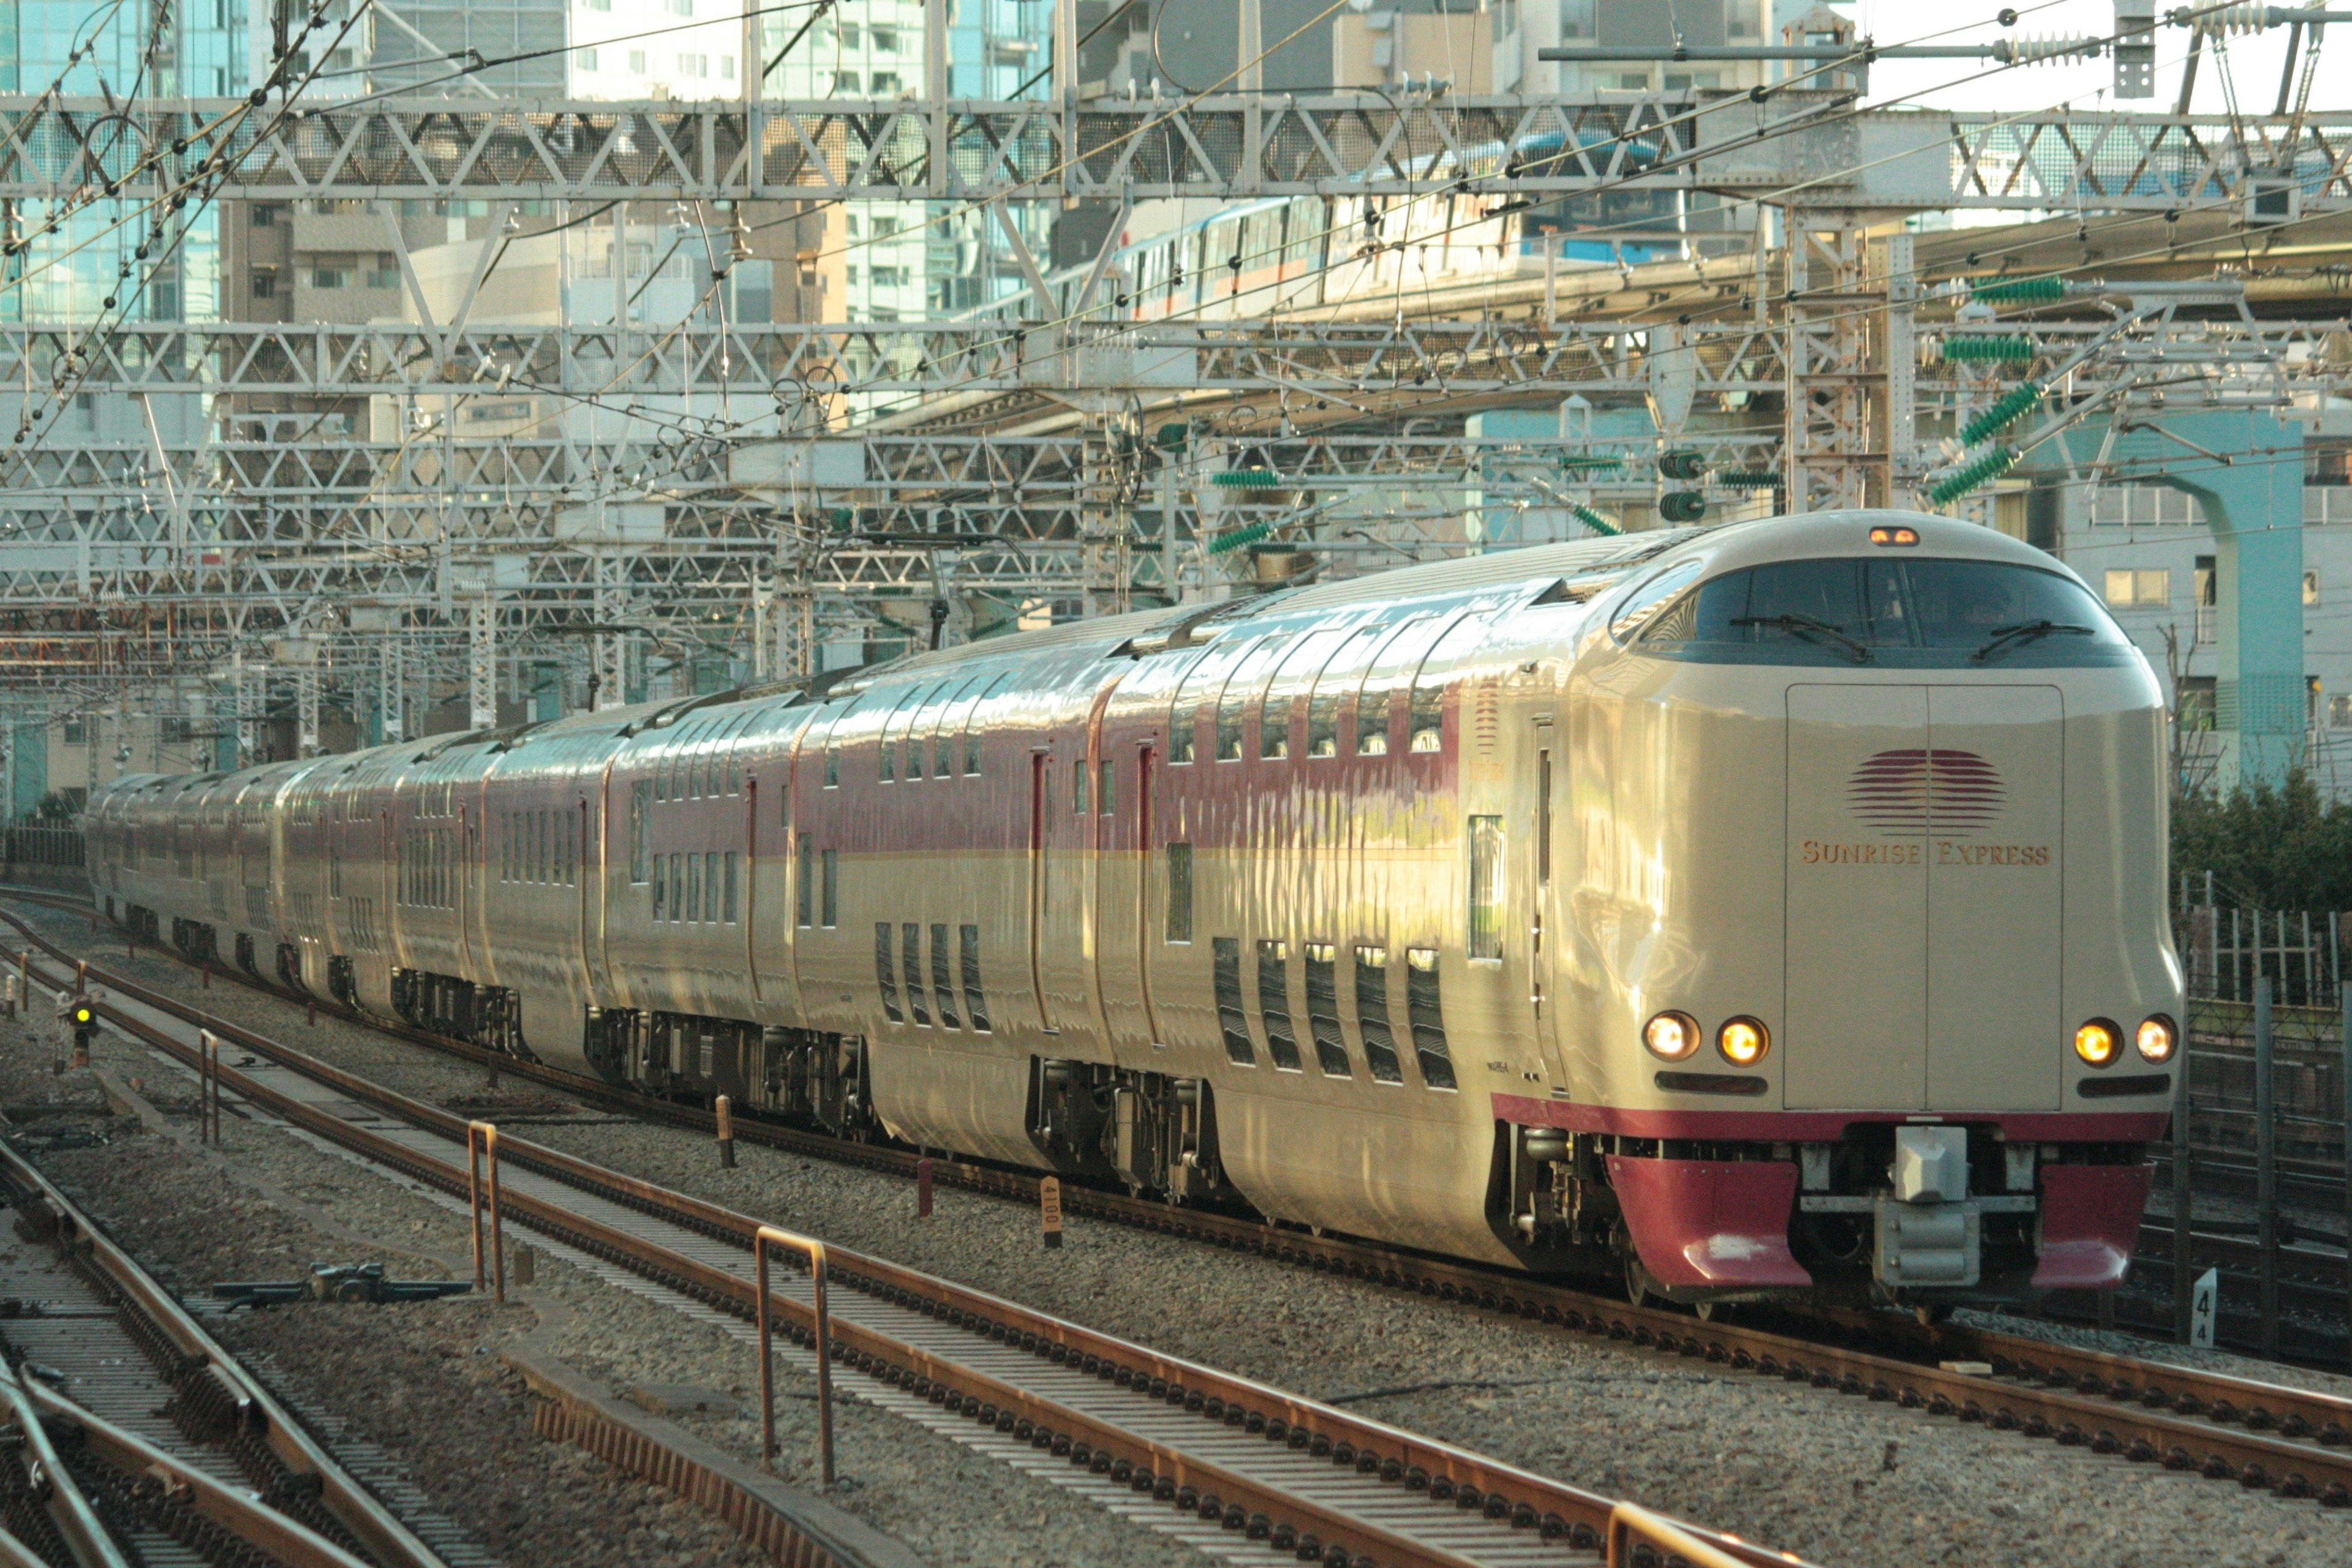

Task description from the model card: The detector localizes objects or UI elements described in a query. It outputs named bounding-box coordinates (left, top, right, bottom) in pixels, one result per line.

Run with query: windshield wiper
left=1732, top=614, right=1873, bottom=663
left=1970, top=620, right=2092, bottom=663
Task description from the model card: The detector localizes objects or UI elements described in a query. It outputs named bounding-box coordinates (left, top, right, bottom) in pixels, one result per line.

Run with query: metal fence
left=2157, top=899, right=2352, bottom=1365
left=0, top=826, right=82, bottom=891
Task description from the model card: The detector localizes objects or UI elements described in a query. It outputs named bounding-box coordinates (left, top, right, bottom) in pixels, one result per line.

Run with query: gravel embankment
left=20, top=902, right=2352, bottom=1568
left=0, top=954, right=1219, bottom=1568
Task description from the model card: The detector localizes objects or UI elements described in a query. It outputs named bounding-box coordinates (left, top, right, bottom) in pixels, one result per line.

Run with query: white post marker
left=2190, top=1266, right=2220, bottom=1349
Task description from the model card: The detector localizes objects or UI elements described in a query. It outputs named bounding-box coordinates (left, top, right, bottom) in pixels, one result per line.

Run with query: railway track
left=18, top=892, right=2352, bottom=1521
left=0, top=1128, right=458, bottom=1568
left=0, top=904, right=1799, bottom=1568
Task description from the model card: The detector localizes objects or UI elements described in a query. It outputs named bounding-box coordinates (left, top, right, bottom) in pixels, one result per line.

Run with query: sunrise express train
left=87, top=513, right=2177, bottom=1308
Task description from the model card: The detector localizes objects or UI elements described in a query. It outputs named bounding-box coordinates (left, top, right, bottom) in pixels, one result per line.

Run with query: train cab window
left=1406, top=948, right=1457, bottom=1089
left=1355, top=947, right=1404, bottom=1084
left=1466, top=816, right=1504, bottom=962
left=796, top=834, right=815, bottom=926
left=1256, top=940, right=1302, bottom=1070
left=821, top=849, right=839, bottom=927
left=903, top=925, right=930, bottom=1025
left=960, top=925, right=990, bottom=1031
left=875, top=923, right=903, bottom=1022
left=1304, top=943, right=1351, bottom=1077
left=1638, top=557, right=2128, bottom=665
left=929, top=923, right=960, bottom=1028
left=1213, top=938, right=1256, bottom=1065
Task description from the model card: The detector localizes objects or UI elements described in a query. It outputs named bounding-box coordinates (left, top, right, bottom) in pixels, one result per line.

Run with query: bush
left=2173, top=771, right=2352, bottom=910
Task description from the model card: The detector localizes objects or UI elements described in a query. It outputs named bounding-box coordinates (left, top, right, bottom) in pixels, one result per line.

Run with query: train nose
left=1782, top=683, right=2065, bottom=1112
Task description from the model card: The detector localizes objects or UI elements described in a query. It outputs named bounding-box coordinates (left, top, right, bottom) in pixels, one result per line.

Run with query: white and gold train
left=86, top=511, right=2180, bottom=1308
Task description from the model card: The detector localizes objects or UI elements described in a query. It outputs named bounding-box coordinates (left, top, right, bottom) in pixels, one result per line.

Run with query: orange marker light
left=1868, top=526, right=1921, bottom=547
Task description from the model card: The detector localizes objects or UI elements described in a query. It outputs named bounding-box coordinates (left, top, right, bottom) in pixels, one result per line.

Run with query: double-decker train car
left=85, top=510, right=2178, bottom=1310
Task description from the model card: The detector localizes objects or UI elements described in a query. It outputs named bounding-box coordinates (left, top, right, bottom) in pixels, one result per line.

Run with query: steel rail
left=1, top=921, right=1806, bottom=1568
left=19, top=894, right=2352, bottom=1513
left=0, top=1144, right=455, bottom=1568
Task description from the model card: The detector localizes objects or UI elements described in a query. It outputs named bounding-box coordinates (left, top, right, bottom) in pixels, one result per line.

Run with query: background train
left=85, top=510, right=2179, bottom=1310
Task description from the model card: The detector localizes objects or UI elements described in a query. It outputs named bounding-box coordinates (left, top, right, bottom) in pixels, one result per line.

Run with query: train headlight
left=2135, top=1014, right=2177, bottom=1064
left=1642, top=1011, right=1700, bottom=1061
left=2073, top=1019, right=2120, bottom=1068
left=1717, top=1017, right=1770, bottom=1067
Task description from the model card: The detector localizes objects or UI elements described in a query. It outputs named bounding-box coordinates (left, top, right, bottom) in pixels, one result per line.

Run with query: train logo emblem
left=1845, top=748, right=2005, bottom=840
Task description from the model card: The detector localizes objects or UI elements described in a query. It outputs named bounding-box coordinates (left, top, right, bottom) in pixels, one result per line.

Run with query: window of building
left=677, top=52, right=708, bottom=75
left=1467, top=816, right=1504, bottom=961
left=871, top=26, right=898, bottom=49
left=311, top=267, right=346, bottom=289
left=2306, top=571, right=2320, bottom=606
left=720, top=55, right=734, bottom=77
left=579, top=47, right=598, bottom=69
left=2331, top=695, right=2352, bottom=730
left=251, top=205, right=279, bottom=227
left=628, top=48, right=647, bottom=71
left=251, top=271, right=277, bottom=299
left=2103, top=568, right=2171, bottom=608
left=834, top=69, right=860, bottom=91
left=838, top=21, right=860, bottom=44
left=664, top=0, right=691, bottom=14
left=870, top=70, right=900, bottom=92
left=2092, top=484, right=2203, bottom=527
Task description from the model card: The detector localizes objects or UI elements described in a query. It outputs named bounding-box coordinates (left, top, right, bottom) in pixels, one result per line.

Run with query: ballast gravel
left=21, top=902, right=2352, bottom=1568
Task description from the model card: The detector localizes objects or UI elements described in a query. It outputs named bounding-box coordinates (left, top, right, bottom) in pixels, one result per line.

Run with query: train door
left=1028, top=750, right=1054, bottom=1033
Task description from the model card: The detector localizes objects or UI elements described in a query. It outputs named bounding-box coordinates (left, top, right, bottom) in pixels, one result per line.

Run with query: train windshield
left=1635, top=557, right=2133, bottom=667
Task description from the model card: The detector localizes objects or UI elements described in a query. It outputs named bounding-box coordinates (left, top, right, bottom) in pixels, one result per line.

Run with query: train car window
left=963, top=676, right=1005, bottom=776
left=934, top=677, right=976, bottom=779
left=960, top=925, right=989, bottom=1031
left=1309, top=624, right=1384, bottom=757
left=1304, top=943, right=1351, bottom=1077
left=903, top=924, right=930, bottom=1025
left=1406, top=948, right=1456, bottom=1089
left=686, top=853, right=702, bottom=923
left=630, top=781, right=651, bottom=883
left=1213, top=938, right=1256, bottom=1065
left=1166, top=843, right=1193, bottom=943
left=537, top=810, right=549, bottom=883
left=1355, top=947, right=1404, bottom=1084
left=821, top=849, right=838, bottom=927
left=875, top=923, right=903, bottom=1022
left=1608, top=560, right=1705, bottom=642
left=668, top=853, right=684, bottom=922
left=930, top=923, right=961, bottom=1028
left=1262, top=629, right=1341, bottom=760
left=724, top=851, right=739, bottom=921
left=1256, top=940, right=1302, bottom=1070
left=796, top=834, right=815, bottom=927
left=1170, top=638, right=1249, bottom=764
left=1466, top=816, right=1505, bottom=962
left=1218, top=635, right=1288, bottom=760
left=1073, top=757, right=1090, bottom=814
left=1409, top=613, right=1487, bottom=753
left=1099, top=759, right=1115, bottom=816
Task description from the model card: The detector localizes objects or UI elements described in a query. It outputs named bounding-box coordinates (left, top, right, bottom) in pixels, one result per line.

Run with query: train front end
left=1535, top=511, right=2177, bottom=1310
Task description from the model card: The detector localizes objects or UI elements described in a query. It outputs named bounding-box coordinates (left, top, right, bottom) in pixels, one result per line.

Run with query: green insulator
left=1210, top=469, right=1280, bottom=488
left=1559, top=454, right=1624, bottom=472
left=1717, top=471, right=1784, bottom=489
left=1207, top=520, right=1273, bottom=556
left=1939, top=335, right=2036, bottom=363
left=1153, top=421, right=1190, bottom=451
left=1926, top=447, right=2019, bottom=507
left=1969, top=274, right=2066, bottom=304
left=1959, top=381, right=2044, bottom=447
left=1571, top=505, right=1621, bottom=537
